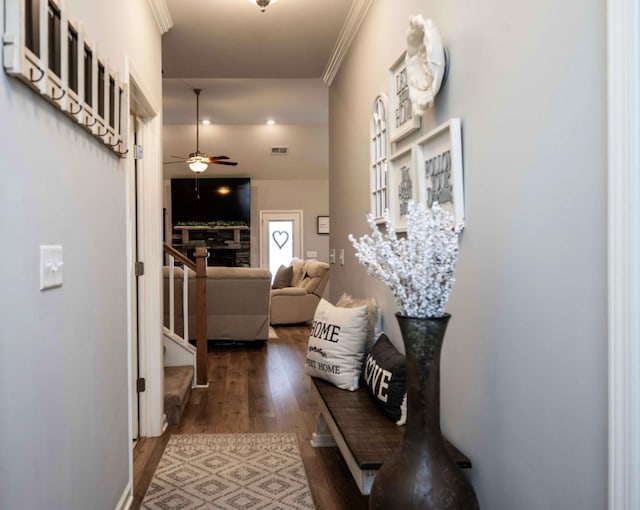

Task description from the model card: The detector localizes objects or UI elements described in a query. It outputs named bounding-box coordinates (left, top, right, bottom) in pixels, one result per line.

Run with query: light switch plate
left=40, top=245, right=63, bottom=290
left=339, top=249, right=345, bottom=265
left=329, top=249, right=336, bottom=264
left=306, top=251, right=318, bottom=258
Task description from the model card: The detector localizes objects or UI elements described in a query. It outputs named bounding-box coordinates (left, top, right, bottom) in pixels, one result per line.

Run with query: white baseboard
left=114, top=481, right=133, bottom=510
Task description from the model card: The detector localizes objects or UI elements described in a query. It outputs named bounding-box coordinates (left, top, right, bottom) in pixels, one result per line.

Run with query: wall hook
left=96, top=126, right=108, bottom=136
left=85, top=117, right=97, bottom=127
left=29, top=67, right=45, bottom=83
left=51, top=88, right=66, bottom=101
left=117, top=148, right=129, bottom=156
left=69, top=103, right=83, bottom=115
left=106, top=138, right=121, bottom=147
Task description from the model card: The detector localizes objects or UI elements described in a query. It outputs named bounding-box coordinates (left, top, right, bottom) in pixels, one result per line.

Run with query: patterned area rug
left=142, top=433, right=315, bottom=510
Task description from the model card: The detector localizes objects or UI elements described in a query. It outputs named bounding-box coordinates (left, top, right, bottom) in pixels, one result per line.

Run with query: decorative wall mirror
left=369, top=93, right=390, bottom=223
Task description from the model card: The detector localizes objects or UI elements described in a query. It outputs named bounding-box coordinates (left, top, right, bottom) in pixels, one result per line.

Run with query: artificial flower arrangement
left=348, top=201, right=460, bottom=319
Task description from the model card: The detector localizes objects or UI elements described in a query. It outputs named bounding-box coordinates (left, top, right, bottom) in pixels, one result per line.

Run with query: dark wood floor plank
left=132, top=326, right=369, bottom=509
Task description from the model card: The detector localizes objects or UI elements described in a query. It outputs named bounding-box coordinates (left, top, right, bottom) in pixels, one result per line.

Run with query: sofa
left=270, top=259, right=330, bottom=325
left=163, top=265, right=272, bottom=341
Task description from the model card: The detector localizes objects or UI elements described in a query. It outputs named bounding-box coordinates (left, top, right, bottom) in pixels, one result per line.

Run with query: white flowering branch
left=348, top=201, right=460, bottom=318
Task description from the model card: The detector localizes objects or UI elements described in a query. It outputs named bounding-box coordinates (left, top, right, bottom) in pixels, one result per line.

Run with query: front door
left=260, top=210, right=303, bottom=277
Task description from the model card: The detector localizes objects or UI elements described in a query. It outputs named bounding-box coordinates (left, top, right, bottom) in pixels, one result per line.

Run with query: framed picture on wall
left=317, top=216, right=330, bottom=234
left=414, top=118, right=465, bottom=228
left=388, top=145, right=417, bottom=232
left=388, top=52, right=421, bottom=144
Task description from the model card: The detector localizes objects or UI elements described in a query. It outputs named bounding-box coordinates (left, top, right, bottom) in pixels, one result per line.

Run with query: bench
left=310, top=376, right=472, bottom=495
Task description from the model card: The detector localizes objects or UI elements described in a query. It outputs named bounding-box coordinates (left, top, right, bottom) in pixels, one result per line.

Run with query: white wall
left=329, top=1, right=606, bottom=509
left=162, top=124, right=329, bottom=180
left=250, top=179, right=329, bottom=267
left=0, top=1, right=162, bottom=508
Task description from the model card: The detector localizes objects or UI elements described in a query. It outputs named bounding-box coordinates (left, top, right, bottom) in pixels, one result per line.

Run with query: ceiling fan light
left=189, top=161, right=208, bottom=173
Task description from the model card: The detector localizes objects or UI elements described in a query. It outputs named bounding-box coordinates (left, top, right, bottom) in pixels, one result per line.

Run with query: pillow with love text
left=305, top=298, right=369, bottom=391
left=363, top=333, right=407, bottom=425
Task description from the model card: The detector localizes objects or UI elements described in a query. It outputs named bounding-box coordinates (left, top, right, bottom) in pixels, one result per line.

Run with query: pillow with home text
left=304, top=298, right=369, bottom=391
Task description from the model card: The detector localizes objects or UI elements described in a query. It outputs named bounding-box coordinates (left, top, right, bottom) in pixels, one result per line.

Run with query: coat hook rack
left=69, top=103, right=82, bottom=115
left=84, top=117, right=97, bottom=127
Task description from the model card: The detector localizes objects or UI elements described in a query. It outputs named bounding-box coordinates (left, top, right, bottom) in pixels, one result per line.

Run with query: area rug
left=141, top=433, right=315, bottom=509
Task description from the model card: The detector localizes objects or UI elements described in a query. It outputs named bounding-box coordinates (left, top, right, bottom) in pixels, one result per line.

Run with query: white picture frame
left=388, top=52, right=421, bottom=144
left=388, top=145, right=418, bottom=232
left=414, top=118, right=465, bottom=228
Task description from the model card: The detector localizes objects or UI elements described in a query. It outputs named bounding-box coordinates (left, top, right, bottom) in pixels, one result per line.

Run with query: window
left=370, top=94, right=389, bottom=222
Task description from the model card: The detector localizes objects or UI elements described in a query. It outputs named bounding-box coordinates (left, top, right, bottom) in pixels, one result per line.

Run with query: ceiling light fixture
left=188, top=89, right=209, bottom=173
left=248, top=0, right=278, bottom=13
left=266, top=119, right=276, bottom=125
left=201, top=119, right=210, bottom=125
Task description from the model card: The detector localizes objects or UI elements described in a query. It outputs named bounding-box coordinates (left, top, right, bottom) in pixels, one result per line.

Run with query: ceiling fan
left=163, top=88, right=238, bottom=173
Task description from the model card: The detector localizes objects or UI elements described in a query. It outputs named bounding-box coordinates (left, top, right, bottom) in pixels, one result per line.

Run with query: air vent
left=271, top=146, right=289, bottom=155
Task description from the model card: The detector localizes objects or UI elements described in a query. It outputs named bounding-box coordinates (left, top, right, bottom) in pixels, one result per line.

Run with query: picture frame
left=388, top=145, right=417, bottom=232
left=317, top=216, right=330, bottom=235
left=414, top=118, right=465, bottom=228
left=388, top=52, right=421, bottom=144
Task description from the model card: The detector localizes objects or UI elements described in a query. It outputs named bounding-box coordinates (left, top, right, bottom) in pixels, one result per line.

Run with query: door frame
left=126, top=62, right=165, bottom=454
left=260, top=210, right=304, bottom=270
left=607, top=0, right=640, bottom=508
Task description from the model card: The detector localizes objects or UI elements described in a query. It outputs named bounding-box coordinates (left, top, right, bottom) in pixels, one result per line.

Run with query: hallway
left=132, top=326, right=368, bottom=509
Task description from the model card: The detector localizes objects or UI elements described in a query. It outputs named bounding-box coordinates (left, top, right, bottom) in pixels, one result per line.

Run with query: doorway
left=260, top=210, right=303, bottom=276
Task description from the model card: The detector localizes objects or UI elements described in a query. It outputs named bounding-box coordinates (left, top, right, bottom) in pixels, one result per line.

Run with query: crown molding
left=148, top=0, right=174, bottom=34
left=322, top=0, right=373, bottom=85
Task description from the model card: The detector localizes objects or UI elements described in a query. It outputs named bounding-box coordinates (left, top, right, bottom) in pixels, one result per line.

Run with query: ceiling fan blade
left=210, top=155, right=229, bottom=160
left=163, top=160, right=187, bottom=165
left=169, top=155, right=187, bottom=159
left=212, top=160, right=238, bottom=166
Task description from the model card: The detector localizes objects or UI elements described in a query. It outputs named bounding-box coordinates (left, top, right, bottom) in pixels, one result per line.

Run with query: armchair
left=270, top=259, right=330, bottom=325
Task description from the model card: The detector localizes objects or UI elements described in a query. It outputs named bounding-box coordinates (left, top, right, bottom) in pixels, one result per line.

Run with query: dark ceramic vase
left=369, top=313, right=479, bottom=510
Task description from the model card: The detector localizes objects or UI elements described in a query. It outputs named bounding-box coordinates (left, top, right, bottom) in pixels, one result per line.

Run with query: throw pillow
left=363, top=333, right=407, bottom=425
left=272, top=264, right=293, bottom=289
left=305, top=298, right=369, bottom=391
left=336, top=293, right=379, bottom=354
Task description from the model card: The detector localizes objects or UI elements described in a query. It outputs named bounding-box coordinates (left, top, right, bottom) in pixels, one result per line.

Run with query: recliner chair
left=269, top=259, right=330, bottom=325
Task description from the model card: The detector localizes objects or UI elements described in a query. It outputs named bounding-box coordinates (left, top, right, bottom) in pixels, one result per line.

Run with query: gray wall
left=329, top=1, right=606, bottom=508
left=163, top=178, right=330, bottom=267
left=0, top=1, right=162, bottom=508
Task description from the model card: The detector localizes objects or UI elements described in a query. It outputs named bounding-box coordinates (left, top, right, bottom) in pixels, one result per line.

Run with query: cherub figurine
left=405, top=15, right=446, bottom=115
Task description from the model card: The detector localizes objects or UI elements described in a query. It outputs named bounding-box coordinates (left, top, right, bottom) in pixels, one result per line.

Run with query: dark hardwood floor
left=132, top=325, right=369, bottom=510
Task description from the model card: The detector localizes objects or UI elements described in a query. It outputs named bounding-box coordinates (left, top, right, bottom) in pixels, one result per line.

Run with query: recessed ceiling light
left=266, top=119, right=276, bottom=125
left=201, top=119, right=210, bottom=125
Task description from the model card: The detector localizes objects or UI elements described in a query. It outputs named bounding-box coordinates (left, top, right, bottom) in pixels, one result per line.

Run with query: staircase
left=164, top=365, right=194, bottom=426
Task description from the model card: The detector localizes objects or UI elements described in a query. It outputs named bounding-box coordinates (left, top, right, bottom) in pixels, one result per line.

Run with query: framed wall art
left=388, top=145, right=417, bottom=232
left=388, top=52, right=421, bottom=144
left=414, top=118, right=465, bottom=228
left=317, top=216, right=330, bottom=235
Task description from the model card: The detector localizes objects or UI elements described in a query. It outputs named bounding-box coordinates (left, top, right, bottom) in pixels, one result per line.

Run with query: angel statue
left=404, top=15, right=447, bottom=116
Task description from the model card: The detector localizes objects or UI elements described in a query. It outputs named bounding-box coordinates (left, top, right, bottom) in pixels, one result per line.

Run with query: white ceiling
left=160, top=0, right=363, bottom=179
left=161, top=0, right=356, bottom=126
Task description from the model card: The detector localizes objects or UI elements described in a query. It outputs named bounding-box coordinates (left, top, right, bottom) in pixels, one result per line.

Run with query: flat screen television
left=171, top=177, right=251, bottom=226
